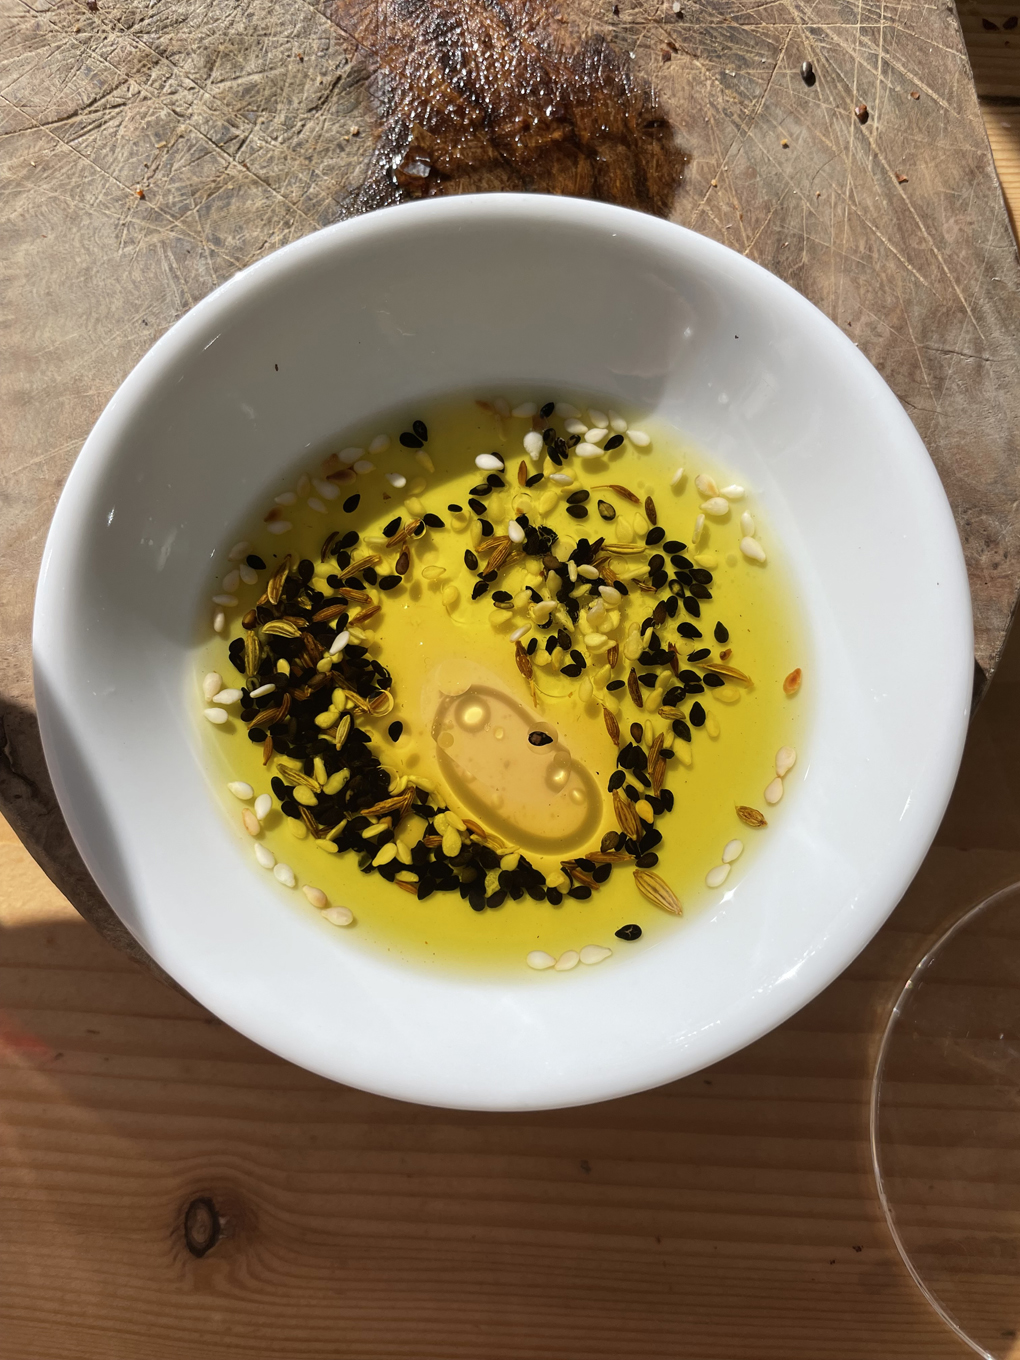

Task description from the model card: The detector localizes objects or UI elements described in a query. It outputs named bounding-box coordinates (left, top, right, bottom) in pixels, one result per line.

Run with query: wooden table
left=4, top=1, right=1020, bottom=1354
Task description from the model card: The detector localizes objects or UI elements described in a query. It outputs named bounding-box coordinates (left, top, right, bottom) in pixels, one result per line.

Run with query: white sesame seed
left=307, top=497, right=327, bottom=513
left=721, top=484, right=745, bottom=500
left=585, top=427, right=608, bottom=444
left=212, top=688, right=241, bottom=705
left=567, top=561, right=578, bottom=582
left=254, top=842, right=276, bottom=869
left=764, top=777, right=784, bottom=805
left=575, top=442, right=603, bottom=458
left=722, top=839, right=743, bottom=863
left=302, top=885, right=328, bottom=909
left=549, top=472, right=573, bottom=485
left=583, top=632, right=609, bottom=649
left=740, top=513, right=755, bottom=538
left=512, top=401, right=538, bottom=417
left=330, top=629, right=350, bottom=655
left=523, top=430, right=544, bottom=460
left=694, top=474, right=719, bottom=497
left=249, top=682, right=276, bottom=698
left=608, top=410, right=628, bottom=433
left=670, top=467, right=685, bottom=487
left=275, top=491, right=297, bottom=506
left=239, top=563, right=257, bottom=585
left=421, top=565, right=446, bottom=580
left=588, top=408, right=609, bottom=427
left=706, top=863, right=730, bottom=888
left=580, top=944, right=612, bottom=965
left=740, top=536, right=767, bottom=563
left=242, top=808, right=261, bottom=836
left=266, top=521, right=292, bottom=535
left=510, top=625, right=529, bottom=641
left=338, top=447, right=364, bottom=466
left=776, top=746, right=797, bottom=778
left=273, top=863, right=297, bottom=888
left=598, top=585, right=622, bottom=606
left=227, top=781, right=254, bottom=800
left=414, top=450, right=434, bottom=473
left=554, top=950, right=580, bottom=971
left=254, top=793, right=272, bottom=821
left=222, top=569, right=240, bottom=592
left=212, top=594, right=238, bottom=606
left=532, top=600, right=556, bottom=620
left=369, top=435, right=390, bottom=455
left=296, top=475, right=311, bottom=496
left=475, top=452, right=504, bottom=471
left=700, top=497, right=729, bottom=516
left=527, top=950, right=556, bottom=970
left=576, top=564, right=599, bottom=579
left=578, top=676, right=594, bottom=701
left=692, top=514, right=705, bottom=544
left=202, top=671, right=223, bottom=702
left=323, top=904, right=354, bottom=926
left=564, top=418, right=587, bottom=435
left=628, top=429, right=651, bottom=447
left=353, top=460, right=375, bottom=475
left=212, top=611, right=226, bottom=633
left=227, top=541, right=250, bottom=561
left=492, top=396, right=510, bottom=416
left=313, top=477, right=341, bottom=501
left=508, top=520, right=525, bottom=543
left=555, top=402, right=580, bottom=418
left=386, top=471, right=407, bottom=489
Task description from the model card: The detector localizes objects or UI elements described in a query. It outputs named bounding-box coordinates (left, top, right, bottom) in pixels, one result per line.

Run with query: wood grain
left=2, top=6, right=1020, bottom=1357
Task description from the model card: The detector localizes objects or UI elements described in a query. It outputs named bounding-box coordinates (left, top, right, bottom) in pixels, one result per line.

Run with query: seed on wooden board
left=764, top=777, right=784, bottom=805
left=227, top=781, right=253, bottom=800
left=740, top=536, right=767, bottom=563
left=302, top=885, right=328, bottom=908
left=854, top=102, right=869, bottom=123
left=242, top=808, right=261, bottom=836
left=634, top=869, right=682, bottom=915
left=527, top=950, right=556, bottom=970
left=706, top=863, right=730, bottom=888
left=784, top=668, right=802, bottom=695
left=204, top=707, right=228, bottom=724
left=323, top=905, right=354, bottom=926
left=722, top=839, right=743, bottom=863
left=801, top=59, right=815, bottom=84
left=776, top=746, right=797, bottom=777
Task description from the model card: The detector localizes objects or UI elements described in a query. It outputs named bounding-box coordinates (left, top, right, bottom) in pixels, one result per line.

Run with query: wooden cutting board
left=2, top=0, right=1019, bottom=973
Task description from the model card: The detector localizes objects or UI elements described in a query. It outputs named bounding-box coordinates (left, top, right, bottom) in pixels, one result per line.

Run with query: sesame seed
left=554, top=950, right=580, bottom=971
left=615, top=923, right=642, bottom=940
left=242, top=808, right=261, bottom=836
left=523, top=431, right=544, bottom=459
left=740, top=511, right=755, bottom=536
left=475, top=452, right=504, bottom=471
left=239, top=563, right=258, bottom=584
left=353, top=460, right=375, bottom=475
left=254, top=842, right=275, bottom=869
left=527, top=950, right=556, bottom=970
left=329, top=630, right=350, bottom=655
left=369, top=434, right=390, bottom=454
left=386, top=472, right=407, bottom=489
left=249, top=682, right=276, bottom=698
left=776, top=746, right=797, bottom=777
left=764, top=777, right=784, bottom=805
left=227, top=781, right=253, bottom=800
left=266, top=521, right=292, bottom=535
left=212, top=594, right=237, bottom=607
left=338, top=447, right=364, bottom=465
left=580, top=944, right=612, bottom=964
left=227, top=541, right=250, bottom=561
left=721, top=484, right=744, bottom=500
left=302, top=885, right=328, bottom=908
left=222, top=569, right=240, bottom=592
left=323, top=905, right=354, bottom=925
left=740, top=536, right=767, bottom=563
left=706, top=863, right=730, bottom=888
left=564, top=419, right=587, bottom=435
left=555, top=402, right=580, bottom=418
left=628, top=430, right=651, bottom=447
left=212, top=688, right=241, bottom=705
left=254, top=793, right=272, bottom=821
left=722, top=839, right=743, bottom=862
left=202, top=671, right=223, bottom=702
left=343, top=493, right=361, bottom=512
left=549, top=472, right=573, bottom=485
left=508, top=520, right=525, bottom=543
left=512, top=401, right=538, bottom=417
left=586, top=427, right=608, bottom=443
left=203, top=707, right=228, bottom=724
left=670, top=467, right=685, bottom=487
left=273, top=863, right=297, bottom=887
left=575, top=442, right=603, bottom=458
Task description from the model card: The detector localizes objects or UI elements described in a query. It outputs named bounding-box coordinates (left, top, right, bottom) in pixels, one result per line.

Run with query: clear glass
left=871, top=883, right=1020, bottom=1359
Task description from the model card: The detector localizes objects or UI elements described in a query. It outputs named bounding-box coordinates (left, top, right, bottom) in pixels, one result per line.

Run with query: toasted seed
left=776, top=746, right=797, bottom=777
left=323, top=905, right=354, bottom=926
left=783, top=668, right=802, bottom=695
left=706, top=863, right=730, bottom=888
left=634, top=869, right=682, bottom=915
left=764, top=777, right=784, bottom=805
left=527, top=950, right=556, bottom=970
left=242, top=808, right=261, bottom=836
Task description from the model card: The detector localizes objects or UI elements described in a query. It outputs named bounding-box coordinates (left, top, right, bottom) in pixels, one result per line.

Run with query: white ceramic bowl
left=33, top=195, right=972, bottom=1110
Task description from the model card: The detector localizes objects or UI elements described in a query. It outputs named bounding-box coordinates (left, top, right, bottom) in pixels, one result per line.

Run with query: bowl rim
left=33, top=193, right=974, bottom=1109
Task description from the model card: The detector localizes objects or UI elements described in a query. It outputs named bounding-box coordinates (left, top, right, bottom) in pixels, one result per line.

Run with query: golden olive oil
left=197, top=397, right=805, bottom=976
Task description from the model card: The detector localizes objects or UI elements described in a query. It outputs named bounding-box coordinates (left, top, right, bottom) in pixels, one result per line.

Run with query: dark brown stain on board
left=333, top=0, right=684, bottom=216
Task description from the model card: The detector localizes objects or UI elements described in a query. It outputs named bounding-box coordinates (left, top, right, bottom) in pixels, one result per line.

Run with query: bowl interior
left=33, top=195, right=972, bottom=1110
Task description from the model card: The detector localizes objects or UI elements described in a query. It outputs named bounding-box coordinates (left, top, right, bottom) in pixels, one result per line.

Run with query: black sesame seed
left=412, top=419, right=428, bottom=441
left=547, top=887, right=563, bottom=906
left=486, top=474, right=505, bottom=488
left=603, top=433, right=624, bottom=450
left=683, top=596, right=701, bottom=617
left=568, top=886, right=592, bottom=900
left=608, top=770, right=626, bottom=791
left=645, top=527, right=666, bottom=545
left=567, top=505, right=589, bottom=520
left=615, top=923, right=642, bottom=941
left=635, top=852, right=659, bottom=868
left=447, top=503, right=463, bottom=512
left=464, top=549, right=479, bottom=571
left=526, top=638, right=538, bottom=654
left=479, top=519, right=494, bottom=536
left=492, top=590, right=513, bottom=603
left=570, top=649, right=585, bottom=666
left=388, top=721, right=403, bottom=741
left=687, top=648, right=710, bottom=662
left=399, top=431, right=423, bottom=449
left=271, top=777, right=288, bottom=800
left=248, top=727, right=266, bottom=742
left=704, top=672, right=725, bottom=687
left=246, top=554, right=266, bottom=570
left=378, top=574, right=401, bottom=591
left=363, top=566, right=378, bottom=585
left=468, top=498, right=486, bottom=515
left=528, top=730, right=554, bottom=746
left=567, top=489, right=590, bottom=504
left=423, top=513, right=445, bottom=528
left=648, top=554, right=665, bottom=573
left=672, top=719, right=692, bottom=741
left=689, top=701, right=706, bottom=727
left=525, top=472, right=545, bottom=487
left=539, top=401, right=555, bottom=418
left=606, top=679, right=625, bottom=691
left=663, top=540, right=683, bottom=553
left=714, top=621, right=729, bottom=643
left=677, top=622, right=702, bottom=639
left=469, top=483, right=491, bottom=496
left=801, top=59, right=815, bottom=85
left=382, top=516, right=401, bottom=537
left=342, top=494, right=360, bottom=514
left=471, top=580, right=490, bottom=600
